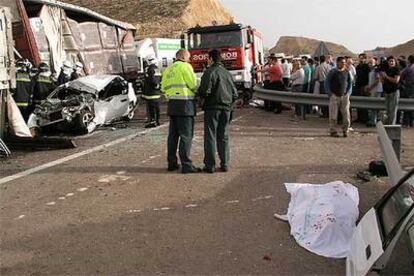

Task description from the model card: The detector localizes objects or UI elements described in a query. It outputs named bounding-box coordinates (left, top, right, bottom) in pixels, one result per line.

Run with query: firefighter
left=57, top=60, right=73, bottom=86
left=161, top=49, right=201, bottom=174
left=32, top=62, right=56, bottom=107
left=71, top=62, right=84, bottom=81
left=13, top=59, right=34, bottom=121
left=143, top=57, right=162, bottom=128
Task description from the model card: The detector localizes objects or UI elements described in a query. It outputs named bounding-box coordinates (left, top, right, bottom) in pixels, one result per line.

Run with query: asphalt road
left=1, top=106, right=413, bottom=275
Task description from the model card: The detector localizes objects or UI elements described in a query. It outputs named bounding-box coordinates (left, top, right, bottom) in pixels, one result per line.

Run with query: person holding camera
left=366, top=58, right=383, bottom=127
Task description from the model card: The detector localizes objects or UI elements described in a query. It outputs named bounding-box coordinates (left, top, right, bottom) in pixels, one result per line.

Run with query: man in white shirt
left=281, top=58, right=292, bottom=88
left=346, top=57, right=357, bottom=83
left=314, top=55, right=332, bottom=117
left=366, top=58, right=383, bottom=127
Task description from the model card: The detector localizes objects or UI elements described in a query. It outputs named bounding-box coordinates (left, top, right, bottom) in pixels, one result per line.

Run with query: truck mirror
left=247, top=32, right=252, bottom=44
left=180, top=34, right=186, bottom=49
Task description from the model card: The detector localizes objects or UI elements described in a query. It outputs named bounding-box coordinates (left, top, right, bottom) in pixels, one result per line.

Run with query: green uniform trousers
left=204, top=109, right=231, bottom=170
left=168, top=116, right=195, bottom=171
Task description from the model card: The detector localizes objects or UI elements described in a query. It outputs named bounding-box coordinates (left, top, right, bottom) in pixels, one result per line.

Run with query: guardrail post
left=384, top=125, right=401, bottom=162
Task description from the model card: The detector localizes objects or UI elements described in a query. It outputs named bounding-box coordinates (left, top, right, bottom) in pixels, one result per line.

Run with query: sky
left=220, top=0, right=414, bottom=53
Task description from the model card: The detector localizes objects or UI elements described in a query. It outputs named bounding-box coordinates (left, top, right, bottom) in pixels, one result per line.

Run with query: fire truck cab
left=186, top=24, right=265, bottom=94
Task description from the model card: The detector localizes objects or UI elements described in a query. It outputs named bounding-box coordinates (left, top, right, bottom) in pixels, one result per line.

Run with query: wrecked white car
left=29, top=75, right=137, bottom=134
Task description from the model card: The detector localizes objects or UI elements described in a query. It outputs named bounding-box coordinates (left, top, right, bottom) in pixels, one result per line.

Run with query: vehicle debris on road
left=28, top=75, right=137, bottom=134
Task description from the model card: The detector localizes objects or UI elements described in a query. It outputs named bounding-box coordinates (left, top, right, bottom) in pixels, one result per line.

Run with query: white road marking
left=77, top=187, right=88, bottom=192
left=0, top=112, right=245, bottom=186
left=185, top=204, right=198, bottom=208
left=66, top=193, right=74, bottom=197
left=0, top=124, right=169, bottom=185
left=226, top=200, right=240, bottom=204
left=46, top=202, right=56, bottom=206
left=58, top=197, right=66, bottom=200
left=252, top=195, right=274, bottom=202
left=0, top=112, right=245, bottom=185
left=15, top=215, right=25, bottom=220
left=293, top=137, right=315, bottom=141
left=98, top=175, right=131, bottom=183
left=127, top=209, right=142, bottom=213
left=160, top=207, right=171, bottom=211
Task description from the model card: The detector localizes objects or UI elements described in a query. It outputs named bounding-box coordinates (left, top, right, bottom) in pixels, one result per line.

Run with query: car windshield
left=189, top=31, right=242, bottom=49
left=48, top=86, right=95, bottom=100
left=378, top=173, right=414, bottom=241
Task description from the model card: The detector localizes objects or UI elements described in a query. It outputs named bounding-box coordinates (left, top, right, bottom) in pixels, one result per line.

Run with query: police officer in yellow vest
left=32, top=62, right=56, bottom=107
left=13, top=59, right=34, bottom=121
left=161, top=49, right=201, bottom=174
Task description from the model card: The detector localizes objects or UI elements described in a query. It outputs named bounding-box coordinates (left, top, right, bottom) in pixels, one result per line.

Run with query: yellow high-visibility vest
left=161, top=61, right=197, bottom=100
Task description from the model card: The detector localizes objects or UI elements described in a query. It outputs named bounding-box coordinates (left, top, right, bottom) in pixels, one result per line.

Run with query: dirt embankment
left=270, top=36, right=355, bottom=57
left=378, top=39, right=414, bottom=57
left=62, top=0, right=234, bottom=38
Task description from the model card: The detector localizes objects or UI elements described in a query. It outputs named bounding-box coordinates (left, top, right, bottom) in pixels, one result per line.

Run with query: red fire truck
left=185, top=24, right=265, bottom=100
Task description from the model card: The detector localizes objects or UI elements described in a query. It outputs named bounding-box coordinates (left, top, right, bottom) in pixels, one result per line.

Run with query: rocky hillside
left=62, top=0, right=234, bottom=38
left=270, top=36, right=355, bottom=57
left=385, top=39, right=414, bottom=57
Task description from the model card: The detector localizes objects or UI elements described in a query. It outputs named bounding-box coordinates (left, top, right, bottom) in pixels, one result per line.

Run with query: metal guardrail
left=254, top=85, right=414, bottom=111
left=377, top=122, right=405, bottom=186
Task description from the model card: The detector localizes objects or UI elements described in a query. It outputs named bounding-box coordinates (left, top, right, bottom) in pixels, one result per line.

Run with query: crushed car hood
left=65, top=75, right=121, bottom=95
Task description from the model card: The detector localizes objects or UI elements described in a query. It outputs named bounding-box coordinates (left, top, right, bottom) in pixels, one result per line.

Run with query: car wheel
left=123, top=102, right=135, bottom=121
left=75, top=110, right=94, bottom=133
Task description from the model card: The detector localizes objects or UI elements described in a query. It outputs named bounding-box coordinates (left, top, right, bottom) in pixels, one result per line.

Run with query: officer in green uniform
left=161, top=49, right=201, bottom=174
left=198, top=49, right=238, bottom=173
left=13, top=59, right=34, bottom=121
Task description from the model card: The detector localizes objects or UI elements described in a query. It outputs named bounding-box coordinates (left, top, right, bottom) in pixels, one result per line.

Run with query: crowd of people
left=261, top=52, right=414, bottom=136
left=12, top=59, right=84, bottom=121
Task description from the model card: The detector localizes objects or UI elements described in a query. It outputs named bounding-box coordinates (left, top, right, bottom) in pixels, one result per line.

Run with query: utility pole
left=0, top=7, right=15, bottom=139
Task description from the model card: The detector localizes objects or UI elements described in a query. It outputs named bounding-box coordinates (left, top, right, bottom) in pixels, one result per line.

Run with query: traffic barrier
left=254, top=85, right=414, bottom=111
left=376, top=122, right=405, bottom=186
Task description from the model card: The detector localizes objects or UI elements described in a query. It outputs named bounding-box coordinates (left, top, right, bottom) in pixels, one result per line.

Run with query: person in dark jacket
left=354, top=53, right=370, bottom=123
left=32, top=62, right=56, bottom=107
left=325, top=57, right=353, bottom=138
left=70, top=62, right=84, bottom=81
left=380, top=56, right=401, bottom=125
left=13, top=59, right=34, bottom=121
left=143, top=57, right=162, bottom=128
left=57, top=61, right=73, bottom=86
left=400, top=55, right=414, bottom=127
left=198, top=49, right=238, bottom=173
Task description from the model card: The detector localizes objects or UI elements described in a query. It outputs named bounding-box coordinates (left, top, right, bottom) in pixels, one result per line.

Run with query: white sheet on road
left=285, top=181, right=359, bottom=259
left=6, top=93, right=32, bottom=137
